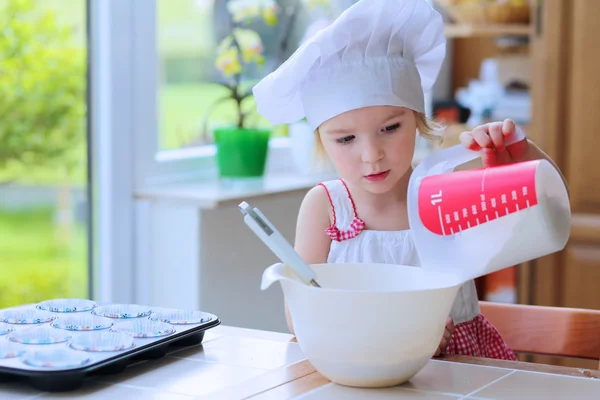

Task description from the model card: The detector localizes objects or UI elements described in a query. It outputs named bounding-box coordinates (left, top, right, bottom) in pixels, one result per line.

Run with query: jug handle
left=431, top=126, right=527, bottom=174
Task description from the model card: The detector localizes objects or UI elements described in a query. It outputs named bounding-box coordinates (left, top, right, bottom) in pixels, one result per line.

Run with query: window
left=132, top=0, right=346, bottom=187
left=0, top=0, right=89, bottom=307
left=157, top=0, right=293, bottom=153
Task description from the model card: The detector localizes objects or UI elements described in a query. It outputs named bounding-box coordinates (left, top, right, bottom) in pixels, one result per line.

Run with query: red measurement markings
left=418, top=160, right=540, bottom=236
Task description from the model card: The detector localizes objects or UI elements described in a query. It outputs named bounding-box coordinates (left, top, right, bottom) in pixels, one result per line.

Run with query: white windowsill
left=135, top=144, right=433, bottom=209
left=135, top=170, right=340, bottom=208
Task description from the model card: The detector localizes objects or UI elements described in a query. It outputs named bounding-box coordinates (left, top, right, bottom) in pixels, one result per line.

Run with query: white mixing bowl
left=261, top=262, right=463, bottom=388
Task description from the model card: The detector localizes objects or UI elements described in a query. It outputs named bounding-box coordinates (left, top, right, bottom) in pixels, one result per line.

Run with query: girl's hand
left=459, top=119, right=530, bottom=168
left=434, top=317, right=454, bottom=357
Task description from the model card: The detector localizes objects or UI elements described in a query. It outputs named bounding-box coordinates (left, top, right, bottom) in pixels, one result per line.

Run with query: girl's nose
left=361, top=140, right=384, bottom=163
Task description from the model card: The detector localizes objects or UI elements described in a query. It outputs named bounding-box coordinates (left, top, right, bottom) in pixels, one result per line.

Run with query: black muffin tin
left=0, top=299, right=220, bottom=392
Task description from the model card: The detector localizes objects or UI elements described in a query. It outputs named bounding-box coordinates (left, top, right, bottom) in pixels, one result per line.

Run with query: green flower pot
left=213, top=127, right=271, bottom=178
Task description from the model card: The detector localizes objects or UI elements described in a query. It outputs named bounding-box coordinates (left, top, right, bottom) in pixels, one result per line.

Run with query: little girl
left=252, top=0, right=565, bottom=360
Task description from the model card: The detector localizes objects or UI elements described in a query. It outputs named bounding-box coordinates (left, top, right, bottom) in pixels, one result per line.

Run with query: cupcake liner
left=51, top=315, right=114, bottom=331
left=150, top=309, right=212, bottom=325
left=0, top=341, right=25, bottom=359
left=0, top=309, right=56, bottom=324
left=69, top=331, right=135, bottom=352
left=8, top=326, right=71, bottom=345
left=92, top=304, right=152, bottom=319
left=21, top=348, right=91, bottom=369
left=37, top=298, right=97, bottom=313
left=112, top=320, right=175, bottom=338
left=0, top=322, right=15, bottom=336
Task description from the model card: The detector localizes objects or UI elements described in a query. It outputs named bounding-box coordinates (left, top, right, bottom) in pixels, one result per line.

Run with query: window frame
left=89, top=0, right=138, bottom=303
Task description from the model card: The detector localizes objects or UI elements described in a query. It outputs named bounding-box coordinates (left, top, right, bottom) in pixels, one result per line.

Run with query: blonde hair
left=313, top=111, right=444, bottom=163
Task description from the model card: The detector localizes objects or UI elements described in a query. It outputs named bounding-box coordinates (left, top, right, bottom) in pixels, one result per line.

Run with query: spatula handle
left=239, top=202, right=320, bottom=287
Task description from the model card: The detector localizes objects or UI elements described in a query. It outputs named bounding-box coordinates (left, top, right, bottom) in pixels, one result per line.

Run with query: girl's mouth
left=365, top=170, right=390, bottom=182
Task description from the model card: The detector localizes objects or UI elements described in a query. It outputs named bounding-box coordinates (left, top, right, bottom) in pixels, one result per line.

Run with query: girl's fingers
left=440, top=337, right=447, bottom=350
left=489, top=122, right=505, bottom=152
left=458, top=119, right=527, bottom=167
left=481, top=147, right=499, bottom=167
left=459, top=130, right=478, bottom=150
left=459, top=127, right=491, bottom=151
left=502, top=119, right=516, bottom=138
left=443, top=332, right=451, bottom=344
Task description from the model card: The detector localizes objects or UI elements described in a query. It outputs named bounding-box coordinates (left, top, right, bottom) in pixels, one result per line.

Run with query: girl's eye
left=381, top=123, right=401, bottom=132
left=336, top=135, right=355, bottom=144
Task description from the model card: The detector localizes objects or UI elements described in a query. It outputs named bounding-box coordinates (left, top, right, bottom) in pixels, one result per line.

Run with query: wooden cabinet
left=527, top=0, right=600, bottom=312
left=514, top=0, right=600, bottom=368
left=443, top=0, right=600, bottom=367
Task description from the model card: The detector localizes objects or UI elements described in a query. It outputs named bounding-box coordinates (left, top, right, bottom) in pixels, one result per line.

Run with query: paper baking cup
left=22, top=349, right=91, bottom=369
left=92, top=304, right=152, bottom=319
left=51, top=315, right=113, bottom=331
left=69, top=331, right=135, bottom=352
left=112, top=320, right=175, bottom=338
left=37, top=298, right=97, bottom=313
left=8, top=326, right=71, bottom=345
left=150, top=309, right=212, bottom=325
left=0, top=342, right=25, bottom=359
left=0, top=322, right=15, bottom=336
left=0, top=309, right=56, bottom=324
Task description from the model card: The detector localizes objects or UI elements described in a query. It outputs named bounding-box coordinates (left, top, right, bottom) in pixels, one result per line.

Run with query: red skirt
left=444, top=313, right=518, bottom=361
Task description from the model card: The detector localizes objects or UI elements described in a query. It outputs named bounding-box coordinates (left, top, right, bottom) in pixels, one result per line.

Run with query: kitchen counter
left=1, top=325, right=303, bottom=399
left=2, top=325, right=599, bottom=399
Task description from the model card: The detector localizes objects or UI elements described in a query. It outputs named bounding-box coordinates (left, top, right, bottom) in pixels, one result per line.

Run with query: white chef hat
left=252, top=0, right=446, bottom=131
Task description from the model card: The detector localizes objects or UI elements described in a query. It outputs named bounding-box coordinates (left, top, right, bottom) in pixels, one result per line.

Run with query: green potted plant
left=202, top=0, right=280, bottom=179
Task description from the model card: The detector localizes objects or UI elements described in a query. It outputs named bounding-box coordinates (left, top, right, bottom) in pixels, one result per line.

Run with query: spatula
left=238, top=201, right=321, bottom=288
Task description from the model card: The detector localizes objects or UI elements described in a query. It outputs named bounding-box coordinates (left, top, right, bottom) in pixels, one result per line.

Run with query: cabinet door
left=563, top=0, right=600, bottom=310
left=529, top=0, right=600, bottom=310
left=527, top=0, right=600, bottom=369
left=527, top=0, right=570, bottom=307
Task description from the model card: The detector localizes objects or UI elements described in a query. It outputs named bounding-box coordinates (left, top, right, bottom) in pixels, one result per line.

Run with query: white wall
left=135, top=189, right=307, bottom=334
left=199, top=192, right=304, bottom=333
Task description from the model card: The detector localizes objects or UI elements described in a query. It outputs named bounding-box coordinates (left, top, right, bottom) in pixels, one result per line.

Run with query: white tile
left=0, top=381, right=43, bottom=400
left=294, top=383, right=461, bottom=399
left=170, top=335, right=305, bottom=370
left=398, top=360, right=513, bottom=396
left=38, top=381, right=195, bottom=400
left=469, top=370, right=600, bottom=399
left=99, top=357, right=266, bottom=397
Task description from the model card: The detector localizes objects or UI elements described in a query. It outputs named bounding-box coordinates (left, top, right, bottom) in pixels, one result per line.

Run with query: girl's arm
left=286, top=185, right=332, bottom=334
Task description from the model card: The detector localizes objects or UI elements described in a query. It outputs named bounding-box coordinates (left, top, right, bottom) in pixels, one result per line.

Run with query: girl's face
left=318, top=106, right=416, bottom=195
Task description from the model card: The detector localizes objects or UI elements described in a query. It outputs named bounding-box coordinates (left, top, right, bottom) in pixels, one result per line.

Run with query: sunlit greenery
left=0, top=208, right=87, bottom=308
left=0, top=0, right=289, bottom=308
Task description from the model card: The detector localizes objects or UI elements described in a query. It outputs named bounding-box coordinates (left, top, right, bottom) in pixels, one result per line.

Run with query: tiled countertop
left=1, top=325, right=599, bottom=399
left=1, top=326, right=303, bottom=399
left=261, top=359, right=600, bottom=400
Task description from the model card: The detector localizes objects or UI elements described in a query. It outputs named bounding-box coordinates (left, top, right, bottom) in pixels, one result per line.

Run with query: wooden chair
left=479, top=301, right=600, bottom=368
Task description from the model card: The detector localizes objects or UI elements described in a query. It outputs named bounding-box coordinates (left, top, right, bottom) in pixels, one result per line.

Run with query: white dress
left=318, top=179, right=518, bottom=360
left=320, top=179, right=480, bottom=325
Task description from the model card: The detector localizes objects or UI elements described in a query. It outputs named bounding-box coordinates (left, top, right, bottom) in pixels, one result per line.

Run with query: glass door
left=0, top=0, right=90, bottom=307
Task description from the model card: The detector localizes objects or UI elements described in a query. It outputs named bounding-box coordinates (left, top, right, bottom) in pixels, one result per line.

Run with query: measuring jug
left=407, top=127, right=571, bottom=281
